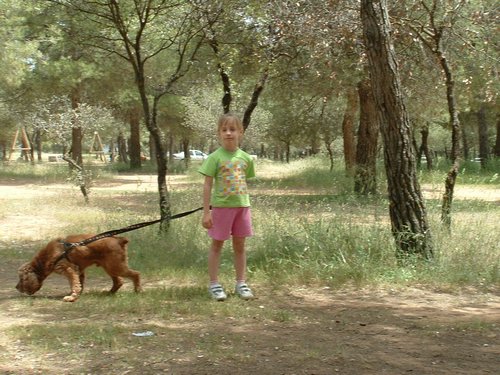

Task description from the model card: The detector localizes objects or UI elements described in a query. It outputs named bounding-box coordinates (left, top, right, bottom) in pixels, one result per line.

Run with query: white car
left=173, top=149, right=208, bottom=161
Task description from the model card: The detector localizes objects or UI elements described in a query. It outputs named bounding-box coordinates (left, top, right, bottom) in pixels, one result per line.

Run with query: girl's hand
left=202, top=212, right=213, bottom=229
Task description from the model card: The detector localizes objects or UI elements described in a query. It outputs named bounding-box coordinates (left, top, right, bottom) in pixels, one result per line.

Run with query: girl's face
left=219, top=122, right=243, bottom=152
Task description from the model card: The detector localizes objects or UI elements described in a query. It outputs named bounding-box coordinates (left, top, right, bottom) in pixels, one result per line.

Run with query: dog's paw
left=63, top=295, right=78, bottom=302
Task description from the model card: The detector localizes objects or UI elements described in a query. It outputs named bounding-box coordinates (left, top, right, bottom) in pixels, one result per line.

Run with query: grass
left=1, top=156, right=499, bottom=289
left=181, top=158, right=495, bottom=289
left=417, top=157, right=500, bottom=185
left=1, top=156, right=499, bottom=372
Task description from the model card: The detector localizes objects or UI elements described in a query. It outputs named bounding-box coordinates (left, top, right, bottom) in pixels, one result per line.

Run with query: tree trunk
left=129, top=107, right=142, bottom=169
left=310, top=135, right=320, bottom=155
left=325, top=140, right=335, bottom=172
left=460, top=114, right=470, bottom=162
left=361, top=0, right=433, bottom=259
left=438, top=51, right=462, bottom=228
left=62, top=155, right=89, bottom=204
left=182, top=138, right=190, bottom=167
left=167, top=131, right=174, bottom=163
left=420, top=125, right=433, bottom=170
left=70, top=88, right=83, bottom=167
left=208, top=38, right=232, bottom=114
left=0, top=141, right=6, bottom=160
left=150, top=95, right=171, bottom=226
left=148, top=134, right=156, bottom=165
left=130, top=61, right=170, bottom=224
left=495, top=114, right=500, bottom=158
left=477, top=104, right=489, bottom=169
left=117, top=131, right=128, bottom=163
left=342, top=86, right=358, bottom=175
left=109, top=138, right=115, bottom=162
left=66, top=87, right=90, bottom=202
left=32, top=128, right=42, bottom=162
left=70, top=127, right=83, bottom=166
left=243, top=69, right=269, bottom=131
left=354, top=78, right=379, bottom=195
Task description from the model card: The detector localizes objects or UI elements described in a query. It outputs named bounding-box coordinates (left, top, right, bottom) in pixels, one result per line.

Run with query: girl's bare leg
left=208, top=239, right=224, bottom=283
left=232, top=236, right=246, bottom=283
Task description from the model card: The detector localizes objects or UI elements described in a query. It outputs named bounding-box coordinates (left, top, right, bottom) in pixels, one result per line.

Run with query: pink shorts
left=208, top=207, right=253, bottom=241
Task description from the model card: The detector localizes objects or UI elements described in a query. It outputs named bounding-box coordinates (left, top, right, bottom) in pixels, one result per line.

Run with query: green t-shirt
left=198, top=147, right=255, bottom=208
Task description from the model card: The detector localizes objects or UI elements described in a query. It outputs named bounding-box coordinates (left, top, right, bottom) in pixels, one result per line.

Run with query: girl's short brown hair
left=218, top=113, right=244, bottom=132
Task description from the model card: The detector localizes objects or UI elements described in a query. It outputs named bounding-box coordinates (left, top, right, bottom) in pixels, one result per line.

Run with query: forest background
left=0, top=1, right=499, bottom=374
left=1, top=1, right=498, bottom=253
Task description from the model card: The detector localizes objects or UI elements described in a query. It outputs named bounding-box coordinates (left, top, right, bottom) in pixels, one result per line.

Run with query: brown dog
left=16, top=234, right=141, bottom=302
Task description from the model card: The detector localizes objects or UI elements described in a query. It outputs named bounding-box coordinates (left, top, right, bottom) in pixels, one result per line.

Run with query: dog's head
left=16, top=262, right=42, bottom=295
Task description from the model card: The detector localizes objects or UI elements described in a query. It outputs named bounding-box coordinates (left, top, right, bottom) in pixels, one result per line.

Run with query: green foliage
left=1, top=0, right=497, bottom=172
left=0, top=1, right=40, bottom=92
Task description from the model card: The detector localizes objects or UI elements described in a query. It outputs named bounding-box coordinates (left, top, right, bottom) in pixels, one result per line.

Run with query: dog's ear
left=16, top=263, right=41, bottom=295
left=17, top=262, right=31, bottom=274
left=117, top=237, right=129, bottom=247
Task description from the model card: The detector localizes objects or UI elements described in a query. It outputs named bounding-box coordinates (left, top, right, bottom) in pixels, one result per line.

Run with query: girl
left=198, top=113, right=255, bottom=301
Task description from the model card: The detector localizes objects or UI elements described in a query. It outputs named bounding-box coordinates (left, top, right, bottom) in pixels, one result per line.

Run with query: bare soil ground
left=0, top=176, right=499, bottom=375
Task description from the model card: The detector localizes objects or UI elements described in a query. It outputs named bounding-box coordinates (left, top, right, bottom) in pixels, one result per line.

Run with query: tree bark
left=150, top=95, right=171, bottom=227
left=460, top=114, right=470, bottom=162
left=31, top=129, right=42, bottom=162
left=404, top=0, right=463, bottom=229
left=419, top=124, right=433, bottom=170
left=354, top=78, right=379, bottom=195
left=65, top=86, right=90, bottom=203
left=325, top=140, right=335, bottom=172
left=285, top=141, right=291, bottom=163
left=495, top=114, right=500, bottom=158
left=437, top=49, right=461, bottom=228
left=62, top=155, right=89, bottom=204
left=243, top=69, right=269, bottom=131
left=70, top=88, right=83, bottom=167
left=361, top=0, right=433, bottom=259
left=109, top=138, right=115, bottom=162
left=117, top=131, right=128, bottom=163
left=182, top=138, right=190, bottom=167
left=342, top=86, right=359, bottom=175
left=128, top=107, right=142, bottom=169
left=128, top=50, right=170, bottom=225
left=0, top=141, right=6, bottom=161
left=477, top=104, right=489, bottom=169
left=208, top=38, right=232, bottom=114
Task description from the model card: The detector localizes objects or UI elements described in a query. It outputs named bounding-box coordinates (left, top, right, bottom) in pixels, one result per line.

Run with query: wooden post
left=89, top=131, right=106, bottom=162
left=8, top=128, right=33, bottom=161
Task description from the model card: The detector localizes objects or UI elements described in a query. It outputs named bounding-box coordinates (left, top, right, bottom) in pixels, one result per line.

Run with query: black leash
left=55, top=206, right=204, bottom=264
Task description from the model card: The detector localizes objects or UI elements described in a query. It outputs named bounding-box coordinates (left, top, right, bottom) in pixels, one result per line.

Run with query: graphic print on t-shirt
left=219, top=160, right=248, bottom=196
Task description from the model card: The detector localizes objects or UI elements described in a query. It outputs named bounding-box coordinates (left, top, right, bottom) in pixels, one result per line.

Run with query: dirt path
left=1, top=175, right=499, bottom=374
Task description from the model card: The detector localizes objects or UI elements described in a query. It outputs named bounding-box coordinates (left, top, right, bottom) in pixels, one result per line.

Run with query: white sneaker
left=235, top=283, right=254, bottom=300
left=209, top=284, right=227, bottom=301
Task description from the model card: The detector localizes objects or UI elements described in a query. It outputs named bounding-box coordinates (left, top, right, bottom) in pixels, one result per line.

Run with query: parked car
left=173, top=149, right=208, bottom=161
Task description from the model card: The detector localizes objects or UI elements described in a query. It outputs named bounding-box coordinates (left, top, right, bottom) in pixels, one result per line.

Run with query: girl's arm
left=202, top=175, right=213, bottom=229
